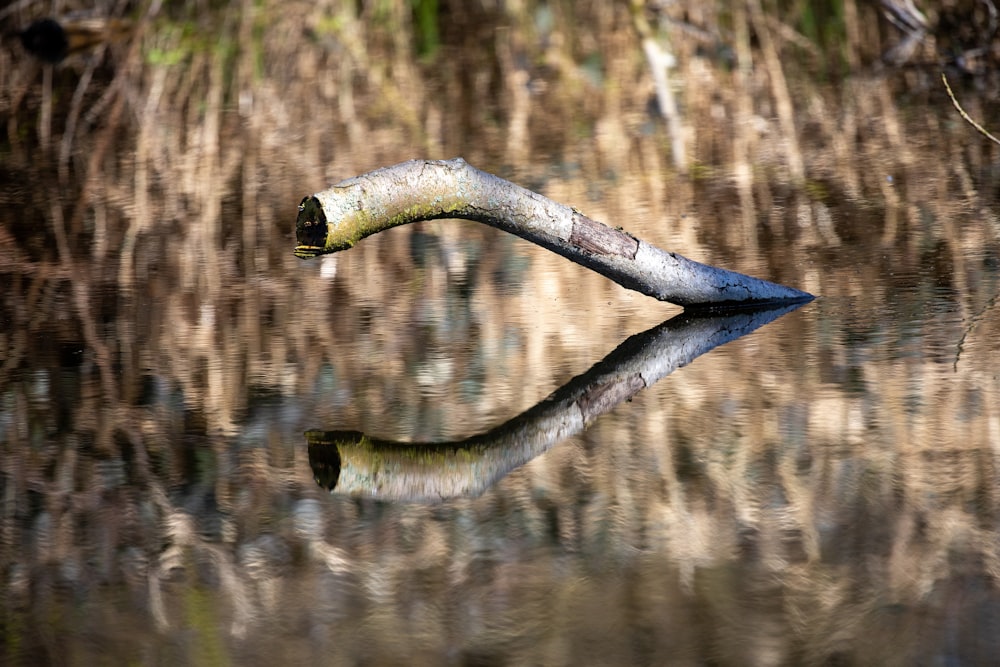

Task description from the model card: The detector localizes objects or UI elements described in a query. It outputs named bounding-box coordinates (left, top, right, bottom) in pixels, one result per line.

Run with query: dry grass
left=2, top=0, right=1000, bottom=663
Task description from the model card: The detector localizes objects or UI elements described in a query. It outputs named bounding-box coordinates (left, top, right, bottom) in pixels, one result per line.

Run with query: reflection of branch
left=952, top=288, right=999, bottom=372
left=294, top=159, right=813, bottom=309
left=307, top=301, right=808, bottom=503
left=942, top=72, right=1000, bottom=373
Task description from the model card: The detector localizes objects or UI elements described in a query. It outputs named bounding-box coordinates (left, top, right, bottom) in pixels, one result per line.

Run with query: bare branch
left=294, top=159, right=813, bottom=309
left=942, top=72, right=1000, bottom=147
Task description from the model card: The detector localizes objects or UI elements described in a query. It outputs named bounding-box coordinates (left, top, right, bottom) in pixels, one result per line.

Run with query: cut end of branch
left=294, top=195, right=329, bottom=259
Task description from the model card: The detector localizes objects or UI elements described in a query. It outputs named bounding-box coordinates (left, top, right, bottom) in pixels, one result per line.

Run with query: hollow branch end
left=294, top=195, right=331, bottom=259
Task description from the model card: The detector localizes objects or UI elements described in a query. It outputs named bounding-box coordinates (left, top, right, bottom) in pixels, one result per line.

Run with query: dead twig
left=941, top=72, right=1000, bottom=146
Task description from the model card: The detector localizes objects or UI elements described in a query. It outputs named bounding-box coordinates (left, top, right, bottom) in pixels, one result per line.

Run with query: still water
left=3, top=2, right=1000, bottom=664
left=4, top=185, right=999, bottom=665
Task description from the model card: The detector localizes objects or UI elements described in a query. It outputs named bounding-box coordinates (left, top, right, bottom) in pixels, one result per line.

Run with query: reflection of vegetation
left=1, top=0, right=1000, bottom=663
left=184, top=584, right=230, bottom=666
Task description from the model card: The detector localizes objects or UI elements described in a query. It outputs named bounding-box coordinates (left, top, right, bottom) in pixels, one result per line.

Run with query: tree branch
left=294, top=158, right=813, bottom=309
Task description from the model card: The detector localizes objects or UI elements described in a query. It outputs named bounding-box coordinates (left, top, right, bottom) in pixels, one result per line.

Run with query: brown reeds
left=2, top=0, right=1000, bottom=662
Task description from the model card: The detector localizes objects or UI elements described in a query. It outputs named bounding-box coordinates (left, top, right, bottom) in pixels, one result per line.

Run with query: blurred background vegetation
left=3, top=0, right=998, bottom=267
left=2, top=0, right=1000, bottom=664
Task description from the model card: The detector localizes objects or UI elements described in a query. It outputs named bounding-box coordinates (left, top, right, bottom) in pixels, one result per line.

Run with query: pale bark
left=295, top=158, right=813, bottom=309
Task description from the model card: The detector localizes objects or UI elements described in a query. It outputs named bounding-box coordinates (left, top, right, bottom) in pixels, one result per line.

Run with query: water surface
left=2, top=2, right=1000, bottom=664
